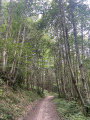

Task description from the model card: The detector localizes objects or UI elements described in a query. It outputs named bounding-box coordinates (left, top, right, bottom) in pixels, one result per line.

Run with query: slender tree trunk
left=54, top=55, right=61, bottom=97
left=10, top=25, right=22, bottom=74
left=58, top=38, right=66, bottom=98
left=81, top=22, right=84, bottom=62
left=2, top=0, right=13, bottom=72
left=26, top=54, right=29, bottom=90
left=0, top=0, right=1, bottom=20
left=58, top=0, right=86, bottom=111
left=88, top=32, right=90, bottom=58
left=13, top=27, right=26, bottom=83
left=81, top=0, right=84, bottom=62
left=69, top=0, right=89, bottom=101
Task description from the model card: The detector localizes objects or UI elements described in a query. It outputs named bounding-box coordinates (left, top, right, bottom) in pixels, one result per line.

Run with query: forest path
left=23, top=96, right=61, bottom=120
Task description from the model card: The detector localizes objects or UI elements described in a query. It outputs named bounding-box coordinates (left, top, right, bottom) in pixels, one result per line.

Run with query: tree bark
left=69, top=0, right=89, bottom=101
left=0, top=0, right=1, bottom=19
left=59, top=0, right=85, bottom=110
left=2, top=0, right=13, bottom=72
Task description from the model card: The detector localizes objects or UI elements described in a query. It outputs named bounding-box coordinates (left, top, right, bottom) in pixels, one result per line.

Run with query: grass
left=44, top=90, right=58, bottom=96
left=0, top=80, right=42, bottom=120
left=54, top=96, right=90, bottom=120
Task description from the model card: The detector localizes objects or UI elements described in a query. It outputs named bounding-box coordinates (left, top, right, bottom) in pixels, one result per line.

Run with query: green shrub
left=54, top=97, right=90, bottom=120
left=0, top=87, right=41, bottom=120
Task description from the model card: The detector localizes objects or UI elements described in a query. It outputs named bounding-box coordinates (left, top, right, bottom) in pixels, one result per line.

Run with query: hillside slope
left=0, top=80, right=42, bottom=120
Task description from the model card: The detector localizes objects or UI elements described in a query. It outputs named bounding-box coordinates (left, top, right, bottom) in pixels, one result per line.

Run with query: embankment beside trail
left=0, top=82, right=42, bottom=120
left=54, top=97, right=90, bottom=120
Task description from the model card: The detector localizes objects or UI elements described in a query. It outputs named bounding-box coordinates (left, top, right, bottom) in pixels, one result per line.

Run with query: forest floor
left=1, top=79, right=89, bottom=120
left=54, top=97, right=90, bottom=120
left=20, top=96, right=62, bottom=120
left=0, top=82, right=42, bottom=120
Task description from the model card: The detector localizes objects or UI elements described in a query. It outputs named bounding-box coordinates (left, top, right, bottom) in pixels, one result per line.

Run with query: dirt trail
left=23, top=96, right=60, bottom=120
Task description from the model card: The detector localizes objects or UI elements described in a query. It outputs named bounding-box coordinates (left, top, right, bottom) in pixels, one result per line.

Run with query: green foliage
left=0, top=0, right=90, bottom=120
left=0, top=86, right=41, bottom=120
left=54, top=97, right=90, bottom=120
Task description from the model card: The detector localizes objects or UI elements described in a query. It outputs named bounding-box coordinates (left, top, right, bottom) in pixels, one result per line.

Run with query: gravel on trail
left=23, top=96, right=61, bottom=120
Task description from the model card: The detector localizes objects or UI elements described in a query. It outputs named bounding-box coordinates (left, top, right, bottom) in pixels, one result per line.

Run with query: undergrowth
left=0, top=79, right=42, bottom=120
left=54, top=97, right=90, bottom=120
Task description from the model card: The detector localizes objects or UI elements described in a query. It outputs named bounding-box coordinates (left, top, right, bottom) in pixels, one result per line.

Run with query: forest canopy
left=0, top=0, right=90, bottom=115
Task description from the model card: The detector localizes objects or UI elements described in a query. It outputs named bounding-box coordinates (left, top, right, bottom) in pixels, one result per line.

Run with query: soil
left=22, top=96, right=61, bottom=120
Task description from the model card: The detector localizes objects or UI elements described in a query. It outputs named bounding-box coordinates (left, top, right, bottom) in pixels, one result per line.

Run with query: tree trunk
left=2, top=0, right=13, bottom=72
left=59, top=0, right=86, bottom=111
left=13, top=27, right=26, bottom=83
left=69, top=0, right=89, bottom=101
left=10, top=25, right=22, bottom=74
